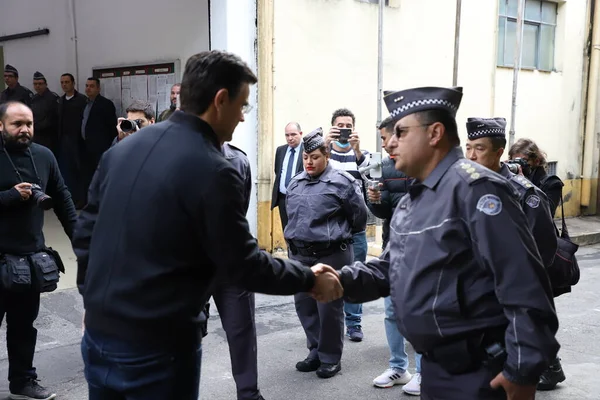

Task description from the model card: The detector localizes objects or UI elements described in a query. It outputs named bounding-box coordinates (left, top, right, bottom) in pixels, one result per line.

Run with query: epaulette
left=337, top=169, right=357, bottom=183
left=225, top=143, right=247, bottom=156
left=510, top=174, right=535, bottom=191
left=454, top=160, right=492, bottom=185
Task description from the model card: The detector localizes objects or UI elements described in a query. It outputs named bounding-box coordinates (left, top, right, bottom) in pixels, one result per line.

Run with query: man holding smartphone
left=325, top=108, right=370, bottom=342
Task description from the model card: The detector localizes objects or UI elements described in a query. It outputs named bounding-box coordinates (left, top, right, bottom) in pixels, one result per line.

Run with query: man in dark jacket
left=0, top=101, right=77, bottom=400
left=73, top=50, right=341, bottom=400
left=31, top=71, right=60, bottom=155
left=57, top=73, right=87, bottom=208
left=80, top=77, right=117, bottom=203
left=1, top=64, right=33, bottom=106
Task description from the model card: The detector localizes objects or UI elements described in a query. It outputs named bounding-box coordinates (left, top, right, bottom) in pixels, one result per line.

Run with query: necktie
left=284, top=148, right=296, bottom=188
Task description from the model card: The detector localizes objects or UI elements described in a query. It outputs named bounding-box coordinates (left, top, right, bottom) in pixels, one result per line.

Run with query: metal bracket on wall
left=0, top=28, right=50, bottom=43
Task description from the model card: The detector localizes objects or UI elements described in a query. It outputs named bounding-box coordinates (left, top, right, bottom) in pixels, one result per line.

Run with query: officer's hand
left=349, top=132, right=360, bottom=151
left=326, top=127, right=340, bottom=147
left=517, top=165, right=525, bottom=176
left=310, top=264, right=343, bottom=302
left=14, top=182, right=32, bottom=201
left=367, top=184, right=383, bottom=203
left=490, top=372, right=536, bottom=400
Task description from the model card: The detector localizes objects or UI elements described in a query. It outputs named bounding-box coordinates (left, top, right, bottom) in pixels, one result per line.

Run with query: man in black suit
left=81, top=77, right=117, bottom=203
left=271, top=122, right=303, bottom=229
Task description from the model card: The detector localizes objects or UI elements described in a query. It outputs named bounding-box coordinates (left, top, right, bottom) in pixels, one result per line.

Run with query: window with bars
left=497, top=0, right=557, bottom=71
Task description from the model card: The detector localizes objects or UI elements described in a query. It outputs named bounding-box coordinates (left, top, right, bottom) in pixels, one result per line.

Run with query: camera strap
left=2, top=147, right=43, bottom=185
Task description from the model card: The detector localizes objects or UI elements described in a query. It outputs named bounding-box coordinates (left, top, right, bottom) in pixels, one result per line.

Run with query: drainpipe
left=256, top=0, right=276, bottom=251
left=508, top=0, right=526, bottom=148
left=69, top=0, right=80, bottom=88
left=452, top=0, right=462, bottom=86
left=375, top=0, right=384, bottom=153
left=581, top=0, right=600, bottom=208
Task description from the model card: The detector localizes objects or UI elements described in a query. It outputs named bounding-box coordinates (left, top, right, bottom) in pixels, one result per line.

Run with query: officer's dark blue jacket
left=73, top=111, right=315, bottom=344
left=340, top=147, right=559, bottom=386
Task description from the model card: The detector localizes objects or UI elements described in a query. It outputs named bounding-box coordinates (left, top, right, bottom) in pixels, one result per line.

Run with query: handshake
left=310, top=264, right=344, bottom=303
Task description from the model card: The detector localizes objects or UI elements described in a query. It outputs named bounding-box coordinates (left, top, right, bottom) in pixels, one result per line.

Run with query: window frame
left=497, top=0, right=557, bottom=72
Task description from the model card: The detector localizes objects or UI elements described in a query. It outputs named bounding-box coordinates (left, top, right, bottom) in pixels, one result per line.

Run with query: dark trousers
left=277, top=194, right=288, bottom=230
left=291, top=246, right=353, bottom=364
left=57, top=142, right=84, bottom=206
left=421, top=356, right=506, bottom=400
left=0, top=289, right=41, bottom=392
left=213, top=286, right=260, bottom=400
left=81, top=329, right=202, bottom=400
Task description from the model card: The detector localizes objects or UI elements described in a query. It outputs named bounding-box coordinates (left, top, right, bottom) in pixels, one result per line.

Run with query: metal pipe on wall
left=375, top=0, right=384, bottom=153
left=69, top=0, right=80, bottom=87
left=508, top=0, right=526, bottom=148
left=580, top=0, right=600, bottom=208
left=452, top=0, right=462, bottom=86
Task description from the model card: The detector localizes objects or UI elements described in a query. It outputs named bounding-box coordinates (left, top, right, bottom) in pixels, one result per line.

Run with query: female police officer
left=284, top=128, right=367, bottom=379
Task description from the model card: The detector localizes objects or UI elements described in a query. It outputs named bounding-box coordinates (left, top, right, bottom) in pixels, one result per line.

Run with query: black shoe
left=537, top=358, right=566, bottom=391
left=10, top=379, right=56, bottom=400
left=316, top=362, right=341, bottom=378
left=296, top=357, right=320, bottom=372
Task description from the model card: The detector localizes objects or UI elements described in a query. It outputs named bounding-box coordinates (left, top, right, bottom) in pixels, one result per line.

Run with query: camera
left=119, top=119, right=142, bottom=134
left=505, top=157, right=530, bottom=176
left=29, top=184, right=53, bottom=210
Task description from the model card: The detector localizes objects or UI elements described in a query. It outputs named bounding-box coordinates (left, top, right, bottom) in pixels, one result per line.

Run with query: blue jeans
left=81, top=329, right=202, bottom=400
left=344, top=231, right=367, bottom=328
left=384, top=296, right=421, bottom=373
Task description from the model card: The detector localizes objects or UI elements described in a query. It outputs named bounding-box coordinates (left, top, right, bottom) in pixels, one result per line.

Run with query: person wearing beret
left=316, top=86, right=560, bottom=399
left=1, top=64, right=34, bottom=107
left=284, top=128, right=367, bottom=379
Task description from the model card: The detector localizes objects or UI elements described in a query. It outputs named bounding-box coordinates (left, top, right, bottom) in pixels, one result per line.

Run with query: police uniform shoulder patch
left=511, top=174, right=534, bottom=190
left=454, top=160, right=487, bottom=184
left=525, top=194, right=540, bottom=208
left=476, top=194, right=502, bottom=216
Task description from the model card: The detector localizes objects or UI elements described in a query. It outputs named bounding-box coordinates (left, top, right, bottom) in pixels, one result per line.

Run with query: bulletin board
left=92, top=60, right=180, bottom=118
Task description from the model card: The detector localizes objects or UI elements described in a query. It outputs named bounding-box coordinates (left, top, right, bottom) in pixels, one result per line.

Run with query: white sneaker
left=402, top=372, right=421, bottom=396
left=372, top=368, right=412, bottom=388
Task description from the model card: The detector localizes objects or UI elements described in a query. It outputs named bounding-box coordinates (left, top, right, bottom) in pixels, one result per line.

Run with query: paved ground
left=0, top=213, right=598, bottom=399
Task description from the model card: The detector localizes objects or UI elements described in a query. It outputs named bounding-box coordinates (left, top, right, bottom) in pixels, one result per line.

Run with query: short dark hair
left=378, top=116, right=394, bottom=132
left=61, top=73, right=75, bottom=83
left=414, top=110, right=459, bottom=145
left=126, top=100, right=155, bottom=120
left=0, top=101, right=30, bottom=122
left=331, top=108, right=355, bottom=126
left=87, top=77, right=100, bottom=87
left=180, top=50, right=257, bottom=115
left=490, top=137, right=507, bottom=151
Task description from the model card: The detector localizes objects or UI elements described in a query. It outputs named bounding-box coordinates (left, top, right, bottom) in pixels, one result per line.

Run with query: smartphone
left=338, top=128, right=352, bottom=144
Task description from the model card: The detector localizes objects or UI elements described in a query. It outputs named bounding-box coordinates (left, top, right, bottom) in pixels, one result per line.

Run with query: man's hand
left=367, top=183, right=383, bottom=203
left=310, top=263, right=343, bottom=302
left=14, top=182, right=32, bottom=201
left=349, top=131, right=361, bottom=152
left=326, top=127, right=340, bottom=147
left=490, top=372, right=536, bottom=400
left=116, top=117, right=136, bottom=141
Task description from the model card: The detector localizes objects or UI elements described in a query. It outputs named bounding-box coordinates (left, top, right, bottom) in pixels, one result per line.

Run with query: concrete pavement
left=0, top=212, right=597, bottom=399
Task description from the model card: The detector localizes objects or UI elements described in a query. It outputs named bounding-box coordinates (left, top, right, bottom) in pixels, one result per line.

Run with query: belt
left=422, top=326, right=507, bottom=375
left=288, top=239, right=352, bottom=257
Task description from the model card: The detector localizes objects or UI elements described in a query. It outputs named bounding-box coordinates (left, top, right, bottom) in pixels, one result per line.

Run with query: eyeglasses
left=242, top=104, right=254, bottom=115
left=394, top=123, right=433, bottom=138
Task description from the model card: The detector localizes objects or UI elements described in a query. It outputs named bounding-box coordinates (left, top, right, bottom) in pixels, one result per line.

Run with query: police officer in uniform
left=319, top=86, right=559, bottom=399
left=1, top=65, right=34, bottom=106
left=285, top=128, right=367, bottom=379
left=31, top=71, right=60, bottom=155
left=465, top=117, right=557, bottom=268
left=213, top=142, right=265, bottom=400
